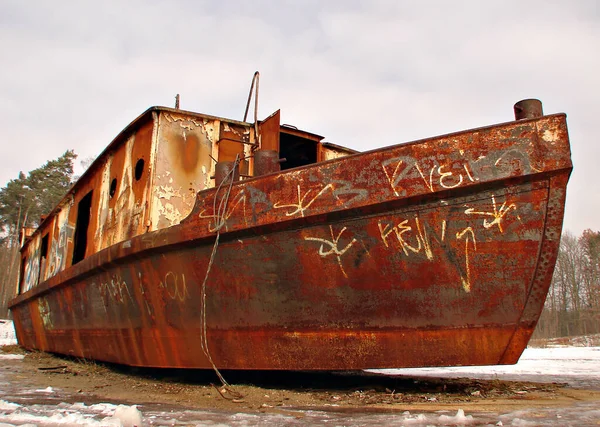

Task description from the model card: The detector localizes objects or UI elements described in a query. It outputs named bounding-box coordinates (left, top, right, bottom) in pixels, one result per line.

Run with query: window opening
left=72, top=190, right=93, bottom=265
left=38, top=233, right=49, bottom=285
left=135, top=159, right=145, bottom=181
left=40, top=234, right=49, bottom=258
left=110, top=178, right=117, bottom=198
left=18, top=256, right=26, bottom=295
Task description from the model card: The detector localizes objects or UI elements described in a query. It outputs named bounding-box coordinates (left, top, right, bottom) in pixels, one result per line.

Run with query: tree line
left=0, top=152, right=599, bottom=342
left=0, top=150, right=76, bottom=317
left=533, top=229, right=600, bottom=339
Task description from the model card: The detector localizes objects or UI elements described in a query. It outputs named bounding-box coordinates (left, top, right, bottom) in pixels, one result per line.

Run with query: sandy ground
left=3, top=345, right=599, bottom=417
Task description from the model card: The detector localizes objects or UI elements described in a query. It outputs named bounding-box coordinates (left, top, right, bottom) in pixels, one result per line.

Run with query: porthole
left=135, top=158, right=145, bottom=181
left=109, top=178, right=117, bottom=198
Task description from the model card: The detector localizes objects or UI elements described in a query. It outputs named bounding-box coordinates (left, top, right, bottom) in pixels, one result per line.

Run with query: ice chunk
left=109, top=404, right=143, bottom=427
left=438, top=409, right=474, bottom=423
left=0, top=400, right=20, bottom=410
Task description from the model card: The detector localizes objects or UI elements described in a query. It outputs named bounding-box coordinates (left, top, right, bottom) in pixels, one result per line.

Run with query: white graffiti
left=382, top=156, right=477, bottom=197
left=98, top=273, right=132, bottom=306
left=159, top=271, right=189, bottom=302
left=198, top=190, right=247, bottom=232
left=304, top=226, right=357, bottom=278
left=23, top=247, right=40, bottom=292
left=137, top=272, right=153, bottom=316
left=456, top=227, right=477, bottom=292
left=378, top=216, right=477, bottom=293
left=273, top=181, right=367, bottom=218
left=274, top=184, right=335, bottom=217
left=47, top=224, right=75, bottom=278
left=38, top=297, right=53, bottom=329
left=465, top=195, right=520, bottom=233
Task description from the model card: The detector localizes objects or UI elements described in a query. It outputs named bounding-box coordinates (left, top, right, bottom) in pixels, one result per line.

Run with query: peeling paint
left=157, top=201, right=183, bottom=226
left=322, top=147, right=350, bottom=161
left=542, top=129, right=560, bottom=143
left=151, top=112, right=227, bottom=230
left=9, top=105, right=572, bottom=372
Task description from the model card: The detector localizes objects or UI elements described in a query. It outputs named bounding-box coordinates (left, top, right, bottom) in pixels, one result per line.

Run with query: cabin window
left=109, top=178, right=117, bottom=198
left=18, top=256, right=26, bottom=294
left=135, top=158, right=144, bottom=181
left=72, top=190, right=93, bottom=265
left=40, top=234, right=49, bottom=258
left=279, top=132, right=318, bottom=170
left=38, top=233, right=49, bottom=284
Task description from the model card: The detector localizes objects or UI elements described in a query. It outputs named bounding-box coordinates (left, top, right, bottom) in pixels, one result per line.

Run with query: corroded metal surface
left=152, top=111, right=220, bottom=229
left=514, top=99, right=543, bottom=120
left=9, top=113, right=571, bottom=370
left=253, top=149, right=281, bottom=176
left=15, top=108, right=257, bottom=291
left=214, top=161, right=240, bottom=186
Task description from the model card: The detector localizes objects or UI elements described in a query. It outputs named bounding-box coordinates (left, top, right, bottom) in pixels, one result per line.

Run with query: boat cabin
left=17, top=107, right=356, bottom=295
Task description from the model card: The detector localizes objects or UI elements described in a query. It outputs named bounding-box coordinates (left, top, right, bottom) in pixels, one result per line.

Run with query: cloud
left=0, top=0, right=598, bottom=233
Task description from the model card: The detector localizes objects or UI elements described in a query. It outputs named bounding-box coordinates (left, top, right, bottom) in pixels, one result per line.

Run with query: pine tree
left=0, top=150, right=76, bottom=237
left=0, top=150, right=77, bottom=317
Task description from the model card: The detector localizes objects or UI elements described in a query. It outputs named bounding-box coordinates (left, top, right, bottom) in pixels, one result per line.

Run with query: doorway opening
left=279, top=127, right=322, bottom=171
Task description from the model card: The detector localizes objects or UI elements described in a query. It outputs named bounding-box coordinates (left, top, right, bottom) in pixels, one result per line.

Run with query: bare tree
left=534, top=229, right=600, bottom=340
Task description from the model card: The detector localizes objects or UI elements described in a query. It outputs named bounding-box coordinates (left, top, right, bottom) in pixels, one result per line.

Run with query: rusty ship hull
left=8, top=107, right=571, bottom=370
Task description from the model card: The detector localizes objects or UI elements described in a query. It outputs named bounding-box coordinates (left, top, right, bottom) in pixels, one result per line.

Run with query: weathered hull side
left=9, top=114, right=571, bottom=370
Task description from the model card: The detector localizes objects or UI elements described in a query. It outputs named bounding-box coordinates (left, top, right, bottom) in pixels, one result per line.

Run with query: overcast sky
left=0, top=1, right=598, bottom=234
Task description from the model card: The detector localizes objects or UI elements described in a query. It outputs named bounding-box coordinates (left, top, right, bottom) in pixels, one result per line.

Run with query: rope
left=200, top=154, right=243, bottom=398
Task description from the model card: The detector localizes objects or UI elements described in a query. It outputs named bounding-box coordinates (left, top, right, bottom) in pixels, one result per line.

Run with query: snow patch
left=0, top=402, right=144, bottom=427
left=0, top=320, right=17, bottom=347
left=371, top=346, right=600, bottom=389
left=0, top=355, right=24, bottom=360
left=0, top=342, right=598, bottom=426
left=438, top=409, right=474, bottom=423
left=0, top=400, right=20, bottom=410
left=394, top=409, right=475, bottom=425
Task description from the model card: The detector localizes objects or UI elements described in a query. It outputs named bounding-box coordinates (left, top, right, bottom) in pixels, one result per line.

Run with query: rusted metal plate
left=94, top=117, right=155, bottom=250
left=12, top=108, right=256, bottom=292
left=258, top=110, right=280, bottom=152
left=9, top=113, right=571, bottom=370
left=151, top=111, right=220, bottom=230
left=253, top=149, right=281, bottom=176
left=319, top=142, right=358, bottom=162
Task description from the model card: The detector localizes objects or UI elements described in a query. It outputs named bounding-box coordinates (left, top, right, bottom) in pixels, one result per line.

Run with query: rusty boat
left=8, top=95, right=572, bottom=370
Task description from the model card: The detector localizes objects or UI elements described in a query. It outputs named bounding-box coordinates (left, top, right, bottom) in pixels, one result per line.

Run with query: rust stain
left=179, top=133, right=200, bottom=173
left=8, top=104, right=572, bottom=371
